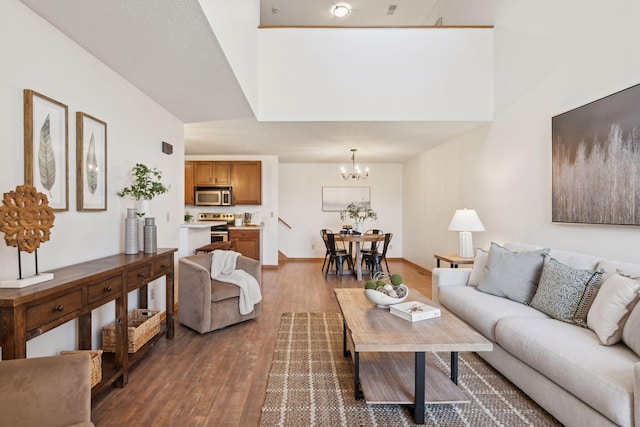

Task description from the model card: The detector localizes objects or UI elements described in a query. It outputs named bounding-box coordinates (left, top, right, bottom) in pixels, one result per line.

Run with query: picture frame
left=76, top=112, right=107, bottom=211
left=322, top=186, right=370, bottom=211
left=552, top=83, right=640, bottom=225
left=24, top=89, right=69, bottom=211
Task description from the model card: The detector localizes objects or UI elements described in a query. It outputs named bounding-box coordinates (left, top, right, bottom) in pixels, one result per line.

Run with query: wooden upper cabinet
left=194, top=161, right=231, bottom=186
left=231, top=161, right=262, bottom=205
left=184, top=161, right=194, bottom=205
left=187, top=160, right=261, bottom=205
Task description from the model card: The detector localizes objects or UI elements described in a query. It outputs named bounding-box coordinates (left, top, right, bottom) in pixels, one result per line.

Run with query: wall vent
left=387, top=5, right=398, bottom=15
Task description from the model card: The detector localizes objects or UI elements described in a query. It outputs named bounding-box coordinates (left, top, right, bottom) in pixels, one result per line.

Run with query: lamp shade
left=448, top=209, right=485, bottom=232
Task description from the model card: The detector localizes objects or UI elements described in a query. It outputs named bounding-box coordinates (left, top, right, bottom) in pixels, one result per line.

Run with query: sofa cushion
left=467, top=247, right=489, bottom=287
left=530, top=256, right=603, bottom=324
left=477, top=242, right=549, bottom=304
left=495, top=317, right=637, bottom=426
left=546, top=249, right=604, bottom=271
left=623, top=302, right=640, bottom=356
left=439, top=285, right=548, bottom=341
left=597, top=259, right=640, bottom=281
left=587, top=272, right=640, bottom=345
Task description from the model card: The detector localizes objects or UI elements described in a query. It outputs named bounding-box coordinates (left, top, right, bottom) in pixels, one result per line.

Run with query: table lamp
left=448, top=209, right=485, bottom=258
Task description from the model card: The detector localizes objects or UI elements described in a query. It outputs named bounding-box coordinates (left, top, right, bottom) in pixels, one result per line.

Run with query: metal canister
left=143, top=217, right=157, bottom=254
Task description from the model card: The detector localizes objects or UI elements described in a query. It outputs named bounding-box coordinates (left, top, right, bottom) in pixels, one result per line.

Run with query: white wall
left=185, top=155, right=279, bottom=266
left=1, top=0, right=184, bottom=358
left=258, top=28, right=493, bottom=121
left=198, top=0, right=260, bottom=115
left=403, top=0, right=640, bottom=268
left=279, top=163, right=403, bottom=259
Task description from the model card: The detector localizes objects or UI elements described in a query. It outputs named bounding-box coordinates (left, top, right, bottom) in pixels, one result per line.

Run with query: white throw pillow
left=467, top=248, right=489, bottom=287
left=623, top=303, right=640, bottom=356
left=587, top=271, right=640, bottom=345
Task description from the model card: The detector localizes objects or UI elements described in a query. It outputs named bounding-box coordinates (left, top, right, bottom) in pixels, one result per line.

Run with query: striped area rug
left=260, top=312, right=562, bottom=426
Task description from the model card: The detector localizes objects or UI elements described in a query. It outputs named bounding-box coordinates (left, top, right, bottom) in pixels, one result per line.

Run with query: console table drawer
left=127, top=265, right=151, bottom=290
left=27, top=291, right=82, bottom=330
left=152, top=256, right=172, bottom=277
left=88, top=274, right=123, bottom=304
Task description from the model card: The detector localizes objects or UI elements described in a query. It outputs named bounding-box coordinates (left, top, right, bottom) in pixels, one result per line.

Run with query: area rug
left=260, top=312, right=562, bottom=426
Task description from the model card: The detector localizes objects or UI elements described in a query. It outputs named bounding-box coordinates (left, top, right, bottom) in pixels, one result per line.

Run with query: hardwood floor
left=91, top=259, right=432, bottom=426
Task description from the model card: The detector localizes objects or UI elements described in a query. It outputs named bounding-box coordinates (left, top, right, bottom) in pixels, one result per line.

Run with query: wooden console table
left=0, top=248, right=177, bottom=397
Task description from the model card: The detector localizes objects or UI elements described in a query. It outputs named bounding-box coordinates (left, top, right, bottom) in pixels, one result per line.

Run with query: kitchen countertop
left=228, top=224, right=264, bottom=230
left=180, top=221, right=226, bottom=228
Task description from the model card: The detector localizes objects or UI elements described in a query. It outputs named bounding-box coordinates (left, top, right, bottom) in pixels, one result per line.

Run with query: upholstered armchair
left=179, top=252, right=262, bottom=334
left=0, top=353, right=94, bottom=427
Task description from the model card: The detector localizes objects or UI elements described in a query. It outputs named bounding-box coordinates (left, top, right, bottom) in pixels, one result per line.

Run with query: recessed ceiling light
left=332, top=5, right=351, bottom=18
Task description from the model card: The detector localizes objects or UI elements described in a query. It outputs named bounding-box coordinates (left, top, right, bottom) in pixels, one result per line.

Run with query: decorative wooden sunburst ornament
left=0, top=184, right=55, bottom=253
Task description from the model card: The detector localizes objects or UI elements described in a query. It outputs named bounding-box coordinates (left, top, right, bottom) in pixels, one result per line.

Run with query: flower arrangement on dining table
left=340, top=202, right=377, bottom=229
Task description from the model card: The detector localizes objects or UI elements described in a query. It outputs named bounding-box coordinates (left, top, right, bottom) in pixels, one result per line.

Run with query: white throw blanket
left=210, top=250, right=262, bottom=315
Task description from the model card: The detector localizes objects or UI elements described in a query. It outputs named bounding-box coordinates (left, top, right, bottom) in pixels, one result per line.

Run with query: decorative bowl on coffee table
left=364, top=284, right=409, bottom=308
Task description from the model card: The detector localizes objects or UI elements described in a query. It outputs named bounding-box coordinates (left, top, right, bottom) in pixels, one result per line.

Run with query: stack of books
left=389, top=301, right=441, bottom=322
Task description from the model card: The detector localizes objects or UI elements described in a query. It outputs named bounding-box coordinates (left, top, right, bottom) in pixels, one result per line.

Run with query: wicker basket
left=60, top=349, right=103, bottom=388
left=102, top=309, right=161, bottom=353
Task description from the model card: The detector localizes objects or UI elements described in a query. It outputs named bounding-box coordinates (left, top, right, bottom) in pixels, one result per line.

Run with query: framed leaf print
left=24, top=89, right=69, bottom=211
left=76, top=112, right=107, bottom=211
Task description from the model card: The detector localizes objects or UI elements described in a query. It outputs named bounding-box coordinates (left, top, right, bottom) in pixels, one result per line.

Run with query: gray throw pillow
left=530, top=256, right=603, bottom=324
left=477, top=242, right=549, bottom=304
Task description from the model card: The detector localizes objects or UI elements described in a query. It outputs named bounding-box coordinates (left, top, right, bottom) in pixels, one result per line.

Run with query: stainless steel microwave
left=194, top=187, right=232, bottom=206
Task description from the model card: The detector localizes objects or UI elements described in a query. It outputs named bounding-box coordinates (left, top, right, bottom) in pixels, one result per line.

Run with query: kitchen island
left=179, top=221, right=225, bottom=257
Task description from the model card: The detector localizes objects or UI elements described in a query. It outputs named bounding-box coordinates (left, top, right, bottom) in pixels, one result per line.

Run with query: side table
left=434, top=253, right=474, bottom=268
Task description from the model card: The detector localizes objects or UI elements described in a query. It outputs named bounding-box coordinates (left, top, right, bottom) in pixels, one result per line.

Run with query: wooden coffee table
left=334, top=288, right=492, bottom=424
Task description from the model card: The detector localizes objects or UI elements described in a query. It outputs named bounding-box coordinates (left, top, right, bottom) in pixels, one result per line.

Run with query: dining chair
left=325, top=232, right=355, bottom=278
left=363, top=232, right=393, bottom=275
left=320, top=229, right=333, bottom=273
left=360, top=229, right=383, bottom=269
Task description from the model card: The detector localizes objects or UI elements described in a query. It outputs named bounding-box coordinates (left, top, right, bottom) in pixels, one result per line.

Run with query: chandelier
left=341, top=149, right=369, bottom=180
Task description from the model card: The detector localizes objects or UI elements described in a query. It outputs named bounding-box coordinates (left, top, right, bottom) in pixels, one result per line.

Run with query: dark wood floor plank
left=91, top=259, right=432, bottom=426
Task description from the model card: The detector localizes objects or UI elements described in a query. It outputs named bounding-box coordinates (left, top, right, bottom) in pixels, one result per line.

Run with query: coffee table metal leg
left=451, top=351, right=459, bottom=384
left=354, top=351, right=363, bottom=399
left=343, top=323, right=349, bottom=357
left=414, top=351, right=425, bottom=425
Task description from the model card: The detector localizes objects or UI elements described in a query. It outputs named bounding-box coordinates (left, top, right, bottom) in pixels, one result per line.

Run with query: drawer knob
left=105, top=286, right=113, bottom=292
left=54, top=305, right=64, bottom=312
left=138, top=272, right=146, bottom=278
left=161, top=263, right=169, bottom=269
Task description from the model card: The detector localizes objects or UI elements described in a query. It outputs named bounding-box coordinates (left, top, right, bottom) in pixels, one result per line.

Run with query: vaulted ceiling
left=19, top=0, right=495, bottom=163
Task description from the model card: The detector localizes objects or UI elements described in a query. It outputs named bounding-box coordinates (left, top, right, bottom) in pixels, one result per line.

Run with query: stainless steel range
left=197, top=212, right=235, bottom=243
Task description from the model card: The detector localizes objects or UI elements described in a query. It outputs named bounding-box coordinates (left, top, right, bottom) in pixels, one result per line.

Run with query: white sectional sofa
left=433, top=242, right=640, bottom=427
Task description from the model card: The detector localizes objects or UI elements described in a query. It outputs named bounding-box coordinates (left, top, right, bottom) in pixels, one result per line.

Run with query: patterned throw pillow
left=530, top=256, right=603, bottom=324
left=572, top=273, right=604, bottom=327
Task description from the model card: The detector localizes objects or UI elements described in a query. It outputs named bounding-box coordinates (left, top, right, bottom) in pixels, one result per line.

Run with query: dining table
left=335, top=233, right=385, bottom=281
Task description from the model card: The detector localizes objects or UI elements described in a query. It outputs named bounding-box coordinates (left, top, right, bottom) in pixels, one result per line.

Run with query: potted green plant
left=118, top=163, right=169, bottom=216
left=340, top=202, right=377, bottom=232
